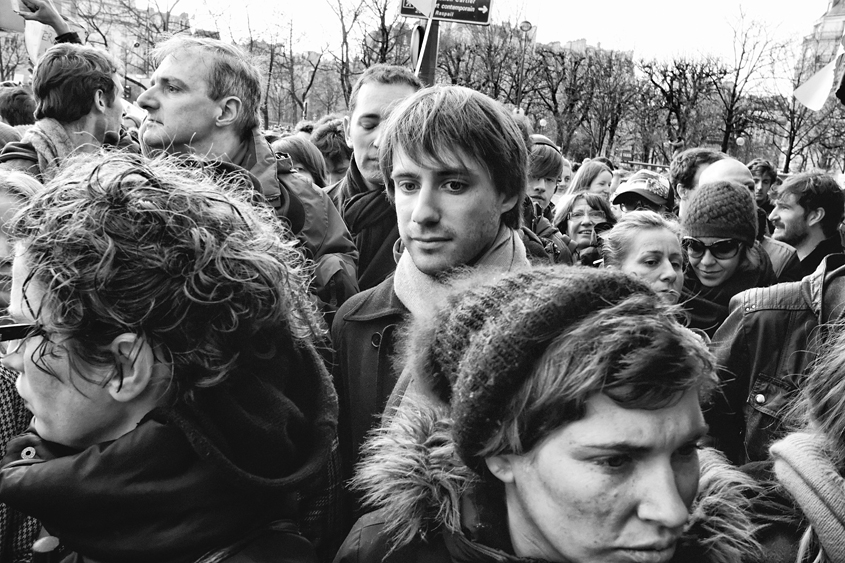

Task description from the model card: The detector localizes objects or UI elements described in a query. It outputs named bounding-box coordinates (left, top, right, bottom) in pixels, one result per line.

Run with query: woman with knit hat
left=335, top=267, right=763, bottom=563
left=681, top=180, right=777, bottom=337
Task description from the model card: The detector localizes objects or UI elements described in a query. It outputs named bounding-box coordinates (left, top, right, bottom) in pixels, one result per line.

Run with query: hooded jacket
left=0, top=334, right=338, bottom=563
left=334, top=402, right=763, bottom=563
left=707, top=253, right=845, bottom=466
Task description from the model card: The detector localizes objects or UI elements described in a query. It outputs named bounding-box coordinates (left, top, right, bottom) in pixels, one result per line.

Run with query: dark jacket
left=330, top=275, right=408, bottom=484
left=335, top=402, right=764, bottom=563
left=0, top=334, right=337, bottom=563
left=707, top=254, right=845, bottom=465
left=236, top=129, right=359, bottom=320
left=327, top=158, right=399, bottom=291
left=799, top=235, right=843, bottom=278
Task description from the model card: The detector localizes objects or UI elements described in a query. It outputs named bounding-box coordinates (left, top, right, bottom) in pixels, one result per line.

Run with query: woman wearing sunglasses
left=680, top=180, right=777, bottom=337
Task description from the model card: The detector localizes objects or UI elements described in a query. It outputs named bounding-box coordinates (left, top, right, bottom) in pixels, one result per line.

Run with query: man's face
left=393, top=147, right=516, bottom=276
left=496, top=390, right=705, bottom=563
left=136, top=52, right=221, bottom=155
left=344, top=82, right=418, bottom=191
left=528, top=174, right=557, bottom=210
left=753, top=174, right=774, bottom=206
left=769, top=191, right=811, bottom=248
left=1, top=252, right=128, bottom=449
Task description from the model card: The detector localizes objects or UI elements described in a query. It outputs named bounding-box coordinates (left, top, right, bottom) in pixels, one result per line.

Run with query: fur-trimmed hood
left=353, top=401, right=763, bottom=563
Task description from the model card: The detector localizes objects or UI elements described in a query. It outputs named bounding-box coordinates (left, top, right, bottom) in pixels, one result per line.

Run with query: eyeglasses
left=0, top=318, right=40, bottom=356
left=569, top=210, right=606, bottom=221
left=619, top=200, right=653, bottom=213
left=682, top=237, right=742, bottom=260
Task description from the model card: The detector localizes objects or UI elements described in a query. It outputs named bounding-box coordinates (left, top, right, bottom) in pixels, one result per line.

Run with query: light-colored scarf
left=386, top=225, right=530, bottom=410
left=770, top=432, right=845, bottom=562
left=23, top=118, right=78, bottom=183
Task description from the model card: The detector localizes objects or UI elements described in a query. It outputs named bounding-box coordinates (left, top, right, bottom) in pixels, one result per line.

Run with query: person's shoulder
left=728, top=280, right=807, bottom=315
left=336, top=275, right=404, bottom=324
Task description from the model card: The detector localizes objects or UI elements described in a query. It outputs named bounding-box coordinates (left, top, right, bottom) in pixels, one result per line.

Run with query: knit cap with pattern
left=682, top=180, right=758, bottom=246
left=409, top=266, right=656, bottom=475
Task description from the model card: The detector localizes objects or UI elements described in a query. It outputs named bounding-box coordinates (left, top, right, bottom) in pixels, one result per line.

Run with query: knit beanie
left=682, top=180, right=757, bottom=246
left=413, top=266, right=655, bottom=475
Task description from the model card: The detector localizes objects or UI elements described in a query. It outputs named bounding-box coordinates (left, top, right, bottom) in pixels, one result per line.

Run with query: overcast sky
left=180, top=0, right=833, bottom=62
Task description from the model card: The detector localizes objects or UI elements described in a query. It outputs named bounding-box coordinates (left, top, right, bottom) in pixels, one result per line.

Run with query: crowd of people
left=0, top=2, right=843, bottom=563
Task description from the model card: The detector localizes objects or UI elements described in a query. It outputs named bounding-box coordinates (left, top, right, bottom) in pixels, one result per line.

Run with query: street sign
left=400, top=0, right=491, bottom=26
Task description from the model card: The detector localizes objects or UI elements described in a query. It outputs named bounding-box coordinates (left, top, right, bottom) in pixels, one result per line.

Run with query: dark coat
left=707, top=254, right=845, bottom=465
left=331, top=275, right=408, bottom=484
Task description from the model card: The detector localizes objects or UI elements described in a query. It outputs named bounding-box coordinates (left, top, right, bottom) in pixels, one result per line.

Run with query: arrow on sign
left=478, top=5, right=487, bottom=12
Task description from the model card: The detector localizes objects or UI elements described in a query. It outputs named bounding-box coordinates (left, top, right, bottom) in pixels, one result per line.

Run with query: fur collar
left=353, top=401, right=762, bottom=563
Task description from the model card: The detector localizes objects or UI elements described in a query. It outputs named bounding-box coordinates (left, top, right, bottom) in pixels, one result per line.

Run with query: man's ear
left=216, top=96, right=242, bottom=129
left=105, top=333, right=155, bottom=403
left=807, top=207, right=826, bottom=229
left=500, top=192, right=520, bottom=215
left=485, top=455, right=516, bottom=484
left=93, top=89, right=108, bottom=114
left=343, top=115, right=352, bottom=149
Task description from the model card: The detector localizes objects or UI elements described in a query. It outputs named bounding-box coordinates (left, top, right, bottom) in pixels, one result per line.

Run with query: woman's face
left=566, top=198, right=606, bottom=251
left=290, top=161, right=315, bottom=185
left=687, top=237, right=743, bottom=288
left=492, top=390, right=706, bottom=563
left=618, top=228, right=684, bottom=304
left=588, top=170, right=613, bottom=200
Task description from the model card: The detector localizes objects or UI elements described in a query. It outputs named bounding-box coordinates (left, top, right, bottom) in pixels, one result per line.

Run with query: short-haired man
left=328, top=64, right=423, bottom=291
left=0, top=44, right=125, bottom=182
left=769, top=172, right=845, bottom=277
left=525, top=134, right=573, bottom=264
left=0, top=87, right=35, bottom=127
left=697, top=158, right=801, bottom=282
left=668, top=147, right=726, bottom=218
left=747, top=158, right=778, bottom=212
left=135, top=36, right=358, bottom=315
left=331, top=86, right=530, bottom=499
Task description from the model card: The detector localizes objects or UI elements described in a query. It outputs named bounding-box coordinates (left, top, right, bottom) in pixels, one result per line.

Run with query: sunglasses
left=0, top=319, right=40, bottom=356
left=682, top=237, right=742, bottom=260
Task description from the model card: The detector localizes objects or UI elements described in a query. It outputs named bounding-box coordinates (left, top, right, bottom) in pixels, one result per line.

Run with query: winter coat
left=707, top=254, right=845, bottom=466
left=331, top=275, right=408, bottom=487
left=326, top=158, right=399, bottom=291
left=0, top=332, right=338, bottom=563
left=682, top=240, right=778, bottom=337
left=335, top=402, right=764, bottom=563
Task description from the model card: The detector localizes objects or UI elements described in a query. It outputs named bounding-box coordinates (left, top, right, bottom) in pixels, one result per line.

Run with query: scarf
left=393, top=224, right=530, bottom=319
left=23, top=118, right=80, bottom=183
left=771, top=432, right=845, bottom=562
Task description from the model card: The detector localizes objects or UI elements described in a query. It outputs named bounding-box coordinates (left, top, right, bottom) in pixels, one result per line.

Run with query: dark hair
left=271, top=135, right=328, bottom=187
left=566, top=161, right=612, bottom=194
left=9, top=152, right=320, bottom=398
left=529, top=135, right=563, bottom=180
left=746, top=158, right=777, bottom=185
left=0, top=87, right=35, bottom=126
left=379, top=86, right=526, bottom=230
left=294, top=120, right=314, bottom=134
left=349, top=64, right=423, bottom=113
left=152, top=36, right=262, bottom=138
left=592, top=155, right=615, bottom=171
left=668, top=148, right=725, bottom=193
left=775, top=172, right=845, bottom=238
left=33, top=44, right=119, bottom=123
left=311, top=118, right=352, bottom=171
left=554, top=191, right=617, bottom=233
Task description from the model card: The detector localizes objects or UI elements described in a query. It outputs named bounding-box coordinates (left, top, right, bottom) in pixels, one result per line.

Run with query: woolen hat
left=414, top=266, right=653, bottom=475
left=682, top=180, right=757, bottom=246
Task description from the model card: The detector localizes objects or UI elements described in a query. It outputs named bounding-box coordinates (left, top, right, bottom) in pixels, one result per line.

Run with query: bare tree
left=582, top=49, right=637, bottom=157
left=359, top=0, right=410, bottom=67
left=327, top=0, right=365, bottom=107
left=0, top=32, right=27, bottom=81
left=639, top=56, right=725, bottom=149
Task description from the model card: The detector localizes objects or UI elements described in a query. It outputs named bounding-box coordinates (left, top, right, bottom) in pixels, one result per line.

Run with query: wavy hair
left=9, top=152, right=321, bottom=399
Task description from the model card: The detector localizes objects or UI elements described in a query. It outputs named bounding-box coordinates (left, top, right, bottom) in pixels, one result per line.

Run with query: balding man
left=697, top=158, right=801, bottom=283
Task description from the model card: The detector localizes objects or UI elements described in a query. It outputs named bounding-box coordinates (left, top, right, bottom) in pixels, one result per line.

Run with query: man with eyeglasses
left=708, top=172, right=845, bottom=466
